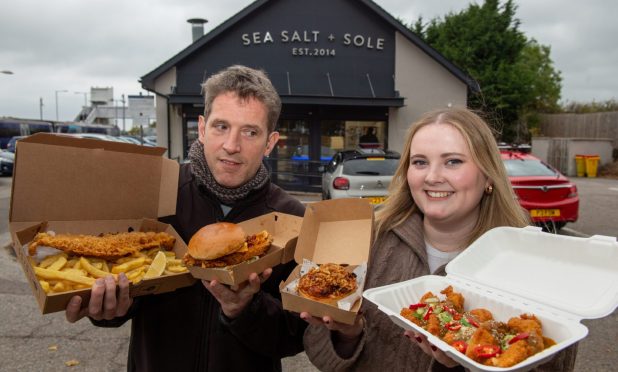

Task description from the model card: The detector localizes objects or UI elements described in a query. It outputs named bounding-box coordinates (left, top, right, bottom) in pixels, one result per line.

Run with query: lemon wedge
left=143, top=251, right=167, bottom=279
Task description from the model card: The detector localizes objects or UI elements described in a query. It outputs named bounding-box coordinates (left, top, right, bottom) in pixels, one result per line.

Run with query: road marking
left=609, top=187, right=618, bottom=192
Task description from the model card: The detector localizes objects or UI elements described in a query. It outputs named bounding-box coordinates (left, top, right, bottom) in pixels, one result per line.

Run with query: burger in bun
left=184, top=222, right=273, bottom=268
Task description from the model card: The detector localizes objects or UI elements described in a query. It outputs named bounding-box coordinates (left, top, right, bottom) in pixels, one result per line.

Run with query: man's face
left=198, top=92, right=279, bottom=188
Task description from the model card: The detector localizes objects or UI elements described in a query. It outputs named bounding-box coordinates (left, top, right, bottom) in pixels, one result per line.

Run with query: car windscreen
left=342, top=158, right=399, bottom=176
left=503, top=159, right=557, bottom=177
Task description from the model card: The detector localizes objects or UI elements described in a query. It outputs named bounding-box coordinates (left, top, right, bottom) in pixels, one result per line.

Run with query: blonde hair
left=375, top=107, right=529, bottom=246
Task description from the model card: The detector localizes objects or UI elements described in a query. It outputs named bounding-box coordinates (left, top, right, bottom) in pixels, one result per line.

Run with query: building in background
left=140, top=0, right=478, bottom=192
left=74, top=88, right=155, bottom=134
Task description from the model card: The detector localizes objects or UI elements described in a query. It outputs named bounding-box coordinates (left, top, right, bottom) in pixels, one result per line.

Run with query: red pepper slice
left=445, top=321, right=462, bottom=331
left=508, top=332, right=530, bottom=344
left=408, top=303, right=427, bottom=310
left=452, top=340, right=467, bottom=353
left=452, top=313, right=462, bottom=320
left=442, top=304, right=458, bottom=316
left=423, top=306, right=434, bottom=321
left=474, top=344, right=501, bottom=358
left=467, top=317, right=480, bottom=328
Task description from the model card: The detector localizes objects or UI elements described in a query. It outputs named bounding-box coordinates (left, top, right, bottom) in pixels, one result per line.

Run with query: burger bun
left=188, top=222, right=246, bottom=260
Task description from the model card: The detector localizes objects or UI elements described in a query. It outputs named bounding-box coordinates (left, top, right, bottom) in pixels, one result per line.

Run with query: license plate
left=365, top=196, right=386, bottom=205
left=530, top=209, right=560, bottom=217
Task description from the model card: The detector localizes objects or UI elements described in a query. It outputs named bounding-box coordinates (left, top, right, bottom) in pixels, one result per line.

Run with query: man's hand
left=404, top=330, right=459, bottom=368
left=203, top=268, right=272, bottom=319
left=65, top=273, right=132, bottom=323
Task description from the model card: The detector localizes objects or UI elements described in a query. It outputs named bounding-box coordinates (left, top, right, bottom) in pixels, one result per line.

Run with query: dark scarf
left=187, top=140, right=269, bottom=205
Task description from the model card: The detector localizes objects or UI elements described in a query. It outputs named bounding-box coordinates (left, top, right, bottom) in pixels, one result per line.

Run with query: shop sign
left=241, top=30, right=385, bottom=57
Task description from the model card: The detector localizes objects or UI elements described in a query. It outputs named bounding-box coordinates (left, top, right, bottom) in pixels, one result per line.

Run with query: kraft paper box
left=9, top=133, right=195, bottom=314
left=179, top=212, right=303, bottom=286
left=280, top=198, right=374, bottom=325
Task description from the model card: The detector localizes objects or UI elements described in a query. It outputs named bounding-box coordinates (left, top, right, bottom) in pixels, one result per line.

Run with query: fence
left=539, top=111, right=618, bottom=148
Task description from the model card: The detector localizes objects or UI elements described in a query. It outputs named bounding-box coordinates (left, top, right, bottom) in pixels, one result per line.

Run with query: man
left=359, top=127, right=379, bottom=145
left=65, top=65, right=307, bottom=371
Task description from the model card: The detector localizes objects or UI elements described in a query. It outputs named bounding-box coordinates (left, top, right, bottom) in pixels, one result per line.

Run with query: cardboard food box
left=280, top=198, right=374, bottom=325
left=178, top=212, right=303, bottom=285
left=9, top=133, right=195, bottom=314
left=363, top=226, right=618, bottom=372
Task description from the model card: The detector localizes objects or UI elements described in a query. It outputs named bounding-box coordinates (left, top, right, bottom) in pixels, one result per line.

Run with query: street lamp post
left=74, top=91, right=88, bottom=107
left=121, top=94, right=126, bottom=133
left=74, top=91, right=89, bottom=121
left=55, top=90, right=68, bottom=121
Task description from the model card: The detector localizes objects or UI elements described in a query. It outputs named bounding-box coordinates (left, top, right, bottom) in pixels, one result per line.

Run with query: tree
left=412, top=0, right=561, bottom=142
left=515, top=40, right=562, bottom=140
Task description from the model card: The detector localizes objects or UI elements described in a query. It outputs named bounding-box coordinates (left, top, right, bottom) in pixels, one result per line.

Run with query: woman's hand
left=404, top=330, right=459, bottom=368
left=300, top=312, right=364, bottom=339
left=301, top=312, right=365, bottom=358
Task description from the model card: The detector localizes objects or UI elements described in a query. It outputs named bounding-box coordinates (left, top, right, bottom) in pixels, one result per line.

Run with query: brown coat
left=303, top=213, right=577, bottom=372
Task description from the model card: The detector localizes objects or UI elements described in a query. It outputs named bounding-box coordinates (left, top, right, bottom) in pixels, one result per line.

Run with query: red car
left=501, top=150, right=579, bottom=232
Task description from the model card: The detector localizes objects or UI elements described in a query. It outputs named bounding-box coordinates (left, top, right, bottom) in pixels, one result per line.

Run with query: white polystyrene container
left=363, top=226, right=618, bottom=372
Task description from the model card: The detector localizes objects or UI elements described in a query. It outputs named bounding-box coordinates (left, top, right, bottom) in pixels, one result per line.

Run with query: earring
left=485, top=185, right=494, bottom=195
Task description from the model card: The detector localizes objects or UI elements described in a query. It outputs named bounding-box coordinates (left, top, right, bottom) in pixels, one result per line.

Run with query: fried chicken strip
left=465, top=327, right=498, bottom=363
left=470, top=308, right=494, bottom=323
left=441, top=285, right=465, bottom=312
left=28, top=231, right=176, bottom=260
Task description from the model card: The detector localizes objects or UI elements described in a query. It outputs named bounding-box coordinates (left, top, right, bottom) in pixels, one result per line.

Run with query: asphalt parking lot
left=0, top=176, right=616, bottom=371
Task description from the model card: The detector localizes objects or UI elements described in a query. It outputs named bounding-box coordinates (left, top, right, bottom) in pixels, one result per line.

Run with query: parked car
left=142, top=135, right=157, bottom=146
left=0, top=150, right=15, bottom=176
left=320, top=148, right=400, bottom=204
left=52, top=133, right=125, bottom=143
left=501, top=149, right=579, bottom=232
left=6, top=136, right=25, bottom=153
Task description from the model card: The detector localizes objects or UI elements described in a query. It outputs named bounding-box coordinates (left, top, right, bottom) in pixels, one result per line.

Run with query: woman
left=301, top=107, right=577, bottom=371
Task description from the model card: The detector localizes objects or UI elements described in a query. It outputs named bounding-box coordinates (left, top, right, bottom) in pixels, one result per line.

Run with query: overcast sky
left=1, top=0, right=616, bottom=126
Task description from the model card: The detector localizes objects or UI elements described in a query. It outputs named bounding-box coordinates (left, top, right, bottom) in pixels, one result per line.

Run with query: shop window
left=321, top=120, right=386, bottom=155
left=185, top=119, right=199, bottom=158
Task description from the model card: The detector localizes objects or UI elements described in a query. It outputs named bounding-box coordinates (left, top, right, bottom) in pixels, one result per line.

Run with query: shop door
left=267, top=119, right=322, bottom=191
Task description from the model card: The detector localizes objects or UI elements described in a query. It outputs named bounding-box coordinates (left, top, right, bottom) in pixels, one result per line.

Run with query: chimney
left=187, top=18, right=208, bottom=43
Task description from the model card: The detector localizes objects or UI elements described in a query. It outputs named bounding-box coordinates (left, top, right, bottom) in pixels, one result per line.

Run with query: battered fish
left=28, top=231, right=176, bottom=260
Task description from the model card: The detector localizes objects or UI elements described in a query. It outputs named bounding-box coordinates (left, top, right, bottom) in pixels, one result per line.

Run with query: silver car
left=321, top=149, right=400, bottom=204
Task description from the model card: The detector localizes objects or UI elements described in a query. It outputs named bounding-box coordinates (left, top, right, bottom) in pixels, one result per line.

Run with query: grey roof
left=140, top=0, right=479, bottom=93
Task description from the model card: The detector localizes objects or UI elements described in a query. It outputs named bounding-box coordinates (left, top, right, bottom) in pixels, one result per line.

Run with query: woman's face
left=407, top=123, right=488, bottom=227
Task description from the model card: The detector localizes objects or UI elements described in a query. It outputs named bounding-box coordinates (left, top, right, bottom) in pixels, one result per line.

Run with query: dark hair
left=201, top=65, right=281, bottom=133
